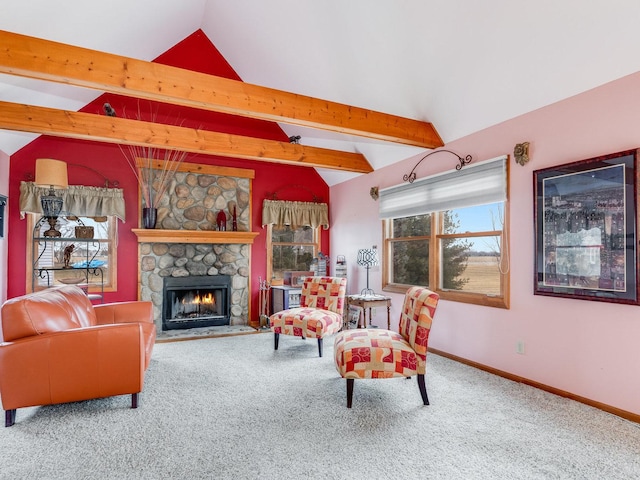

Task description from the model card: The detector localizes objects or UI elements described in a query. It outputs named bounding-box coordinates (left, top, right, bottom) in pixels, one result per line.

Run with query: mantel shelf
left=131, top=229, right=260, bottom=244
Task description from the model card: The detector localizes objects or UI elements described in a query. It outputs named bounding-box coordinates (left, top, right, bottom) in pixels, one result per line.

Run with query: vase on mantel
left=142, top=207, right=157, bottom=229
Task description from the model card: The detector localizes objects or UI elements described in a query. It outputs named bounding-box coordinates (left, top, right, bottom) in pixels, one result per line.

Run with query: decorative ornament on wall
left=514, top=142, right=531, bottom=166
left=370, top=186, right=379, bottom=200
left=403, top=149, right=473, bottom=183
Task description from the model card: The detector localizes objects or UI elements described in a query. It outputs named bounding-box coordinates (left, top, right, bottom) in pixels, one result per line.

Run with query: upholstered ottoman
left=333, top=287, right=439, bottom=407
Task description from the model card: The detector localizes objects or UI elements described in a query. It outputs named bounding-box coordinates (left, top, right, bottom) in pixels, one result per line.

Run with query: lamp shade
left=357, top=248, right=379, bottom=268
left=35, top=158, right=68, bottom=188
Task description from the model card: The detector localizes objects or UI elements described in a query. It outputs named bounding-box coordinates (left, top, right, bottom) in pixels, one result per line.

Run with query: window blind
left=379, top=155, right=507, bottom=219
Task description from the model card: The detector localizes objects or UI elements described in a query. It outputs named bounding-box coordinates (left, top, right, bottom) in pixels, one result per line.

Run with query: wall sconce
left=403, top=149, right=473, bottom=183
left=357, top=246, right=379, bottom=296
left=0, top=194, right=6, bottom=238
left=370, top=186, right=379, bottom=200
left=35, top=158, right=69, bottom=237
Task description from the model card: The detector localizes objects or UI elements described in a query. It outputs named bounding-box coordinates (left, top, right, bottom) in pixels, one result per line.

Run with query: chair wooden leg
left=5, top=409, right=16, bottom=427
left=317, top=338, right=323, bottom=357
left=417, top=374, right=429, bottom=405
left=274, top=332, right=279, bottom=350
left=346, top=379, right=354, bottom=408
left=131, top=393, right=139, bottom=409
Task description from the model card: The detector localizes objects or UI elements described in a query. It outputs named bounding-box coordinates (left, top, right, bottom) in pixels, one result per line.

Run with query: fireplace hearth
left=163, top=275, right=231, bottom=330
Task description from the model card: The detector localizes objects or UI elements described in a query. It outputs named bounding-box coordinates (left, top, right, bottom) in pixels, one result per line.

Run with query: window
left=387, top=214, right=431, bottom=287
left=380, top=156, right=509, bottom=308
left=266, top=224, right=320, bottom=281
left=261, top=198, right=328, bottom=282
left=28, top=214, right=117, bottom=293
left=20, top=181, right=124, bottom=295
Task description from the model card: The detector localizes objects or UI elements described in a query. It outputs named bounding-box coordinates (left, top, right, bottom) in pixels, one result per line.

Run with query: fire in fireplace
left=162, top=275, right=231, bottom=330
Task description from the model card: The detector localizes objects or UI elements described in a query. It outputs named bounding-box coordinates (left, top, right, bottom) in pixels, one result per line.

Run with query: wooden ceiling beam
left=0, top=101, right=373, bottom=173
left=0, top=30, right=444, bottom=149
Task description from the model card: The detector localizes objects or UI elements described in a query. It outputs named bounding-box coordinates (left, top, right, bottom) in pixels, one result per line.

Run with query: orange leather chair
left=0, top=285, right=156, bottom=426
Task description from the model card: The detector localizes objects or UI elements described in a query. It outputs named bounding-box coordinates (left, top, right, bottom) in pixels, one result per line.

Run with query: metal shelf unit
left=271, top=286, right=302, bottom=314
left=32, top=219, right=104, bottom=302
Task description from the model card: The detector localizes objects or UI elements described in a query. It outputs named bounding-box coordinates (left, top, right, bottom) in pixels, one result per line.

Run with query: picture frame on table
left=533, top=149, right=639, bottom=304
left=348, top=306, right=361, bottom=328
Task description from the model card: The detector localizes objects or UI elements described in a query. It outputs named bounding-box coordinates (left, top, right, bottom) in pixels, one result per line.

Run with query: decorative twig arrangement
left=109, top=102, right=188, bottom=208
left=120, top=144, right=187, bottom=209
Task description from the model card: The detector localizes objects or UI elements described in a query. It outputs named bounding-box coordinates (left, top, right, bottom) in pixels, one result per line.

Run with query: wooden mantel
left=131, top=229, right=260, bottom=244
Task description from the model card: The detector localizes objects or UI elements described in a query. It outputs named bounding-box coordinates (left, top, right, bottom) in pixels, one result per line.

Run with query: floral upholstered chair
left=269, top=276, right=347, bottom=357
left=333, top=286, right=439, bottom=407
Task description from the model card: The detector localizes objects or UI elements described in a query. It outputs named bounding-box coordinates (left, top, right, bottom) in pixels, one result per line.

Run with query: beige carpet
left=2, top=333, right=639, bottom=479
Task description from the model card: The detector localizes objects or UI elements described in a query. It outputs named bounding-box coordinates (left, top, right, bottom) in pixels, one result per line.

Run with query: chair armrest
left=0, top=324, right=145, bottom=410
left=94, top=301, right=153, bottom=325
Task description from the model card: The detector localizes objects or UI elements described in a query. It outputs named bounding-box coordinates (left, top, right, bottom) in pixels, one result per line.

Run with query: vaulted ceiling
left=2, top=0, right=640, bottom=186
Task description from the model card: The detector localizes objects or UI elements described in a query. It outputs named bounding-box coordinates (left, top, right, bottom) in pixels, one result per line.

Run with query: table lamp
left=35, top=158, right=69, bottom=237
left=357, top=246, right=379, bottom=296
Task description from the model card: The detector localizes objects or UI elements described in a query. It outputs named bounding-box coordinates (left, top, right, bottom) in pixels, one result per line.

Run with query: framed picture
left=534, top=149, right=639, bottom=304
left=348, top=306, right=361, bottom=327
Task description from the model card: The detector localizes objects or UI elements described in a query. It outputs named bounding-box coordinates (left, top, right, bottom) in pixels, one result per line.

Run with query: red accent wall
left=6, top=30, right=330, bottom=323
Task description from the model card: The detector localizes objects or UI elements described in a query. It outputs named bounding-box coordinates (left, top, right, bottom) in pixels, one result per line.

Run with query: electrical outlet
left=516, top=341, right=525, bottom=355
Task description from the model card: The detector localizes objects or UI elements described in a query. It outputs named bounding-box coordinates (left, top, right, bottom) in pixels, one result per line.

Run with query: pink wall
left=331, top=71, right=640, bottom=416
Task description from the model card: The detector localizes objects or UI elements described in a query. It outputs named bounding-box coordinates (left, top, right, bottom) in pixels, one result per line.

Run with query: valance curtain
left=379, top=155, right=507, bottom=219
left=262, top=199, right=329, bottom=229
left=19, top=181, right=126, bottom=222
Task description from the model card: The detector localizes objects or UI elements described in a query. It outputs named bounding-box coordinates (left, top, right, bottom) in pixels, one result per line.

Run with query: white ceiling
left=2, top=0, right=640, bottom=185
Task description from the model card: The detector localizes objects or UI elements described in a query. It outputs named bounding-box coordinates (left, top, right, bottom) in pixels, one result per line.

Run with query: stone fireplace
left=132, top=164, right=258, bottom=333
left=137, top=238, right=254, bottom=331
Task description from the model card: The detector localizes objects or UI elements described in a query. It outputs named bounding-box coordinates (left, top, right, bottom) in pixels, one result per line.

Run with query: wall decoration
left=534, top=149, right=639, bottom=304
left=514, top=142, right=530, bottom=166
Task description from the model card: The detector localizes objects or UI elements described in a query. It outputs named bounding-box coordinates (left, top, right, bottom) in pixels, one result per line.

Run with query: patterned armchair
left=334, top=286, right=439, bottom=407
left=269, top=276, right=347, bottom=357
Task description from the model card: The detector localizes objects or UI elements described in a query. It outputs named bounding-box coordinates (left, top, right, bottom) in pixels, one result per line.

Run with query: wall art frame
left=533, top=148, right=639, bottom=304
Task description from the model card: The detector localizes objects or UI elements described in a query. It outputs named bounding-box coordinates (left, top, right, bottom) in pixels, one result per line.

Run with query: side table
left=346, top=294, right=392, bottom=330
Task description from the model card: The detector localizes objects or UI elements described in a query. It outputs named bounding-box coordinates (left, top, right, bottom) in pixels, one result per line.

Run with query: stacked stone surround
left=137, top=170, right=252, bottom=331
left=155, top=172, right=250, bottom=231
left=139, top=242, right=250, bottom=329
